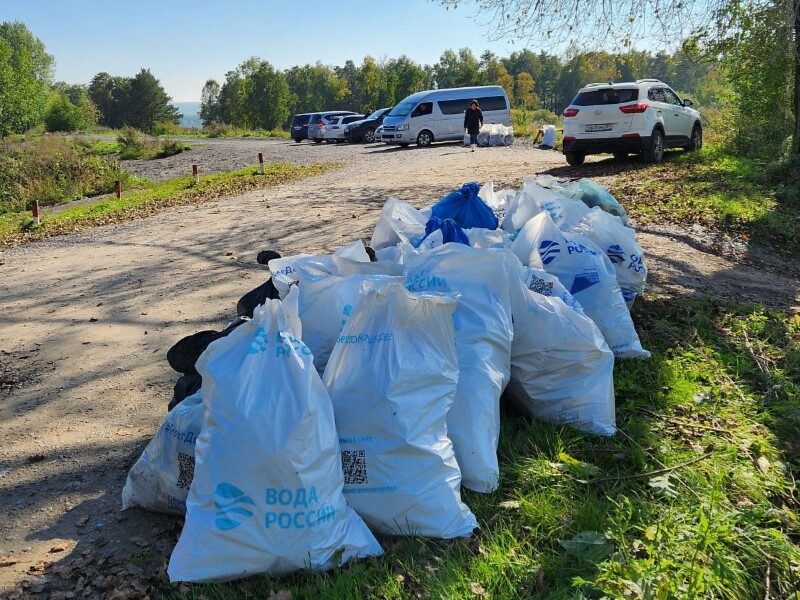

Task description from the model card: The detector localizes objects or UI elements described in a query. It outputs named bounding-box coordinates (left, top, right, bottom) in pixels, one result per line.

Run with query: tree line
left=199, top=48, right=716, bottom=128
left=0, top=21, right=181, bottom=136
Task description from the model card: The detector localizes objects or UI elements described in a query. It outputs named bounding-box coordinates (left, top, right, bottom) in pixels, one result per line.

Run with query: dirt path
left=1, top=139, right=798, bottom=597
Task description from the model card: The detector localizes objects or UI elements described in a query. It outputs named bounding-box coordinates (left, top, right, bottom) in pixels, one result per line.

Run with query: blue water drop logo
left=538, top=240, right=561, bottom=265
left=606, top=244, right=626, bottom=264
left=214, top=482, right=255, bottom=530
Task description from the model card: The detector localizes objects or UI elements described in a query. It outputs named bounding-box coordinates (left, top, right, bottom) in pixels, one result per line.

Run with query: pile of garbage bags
left=464, top=123, right=514, bottom=147
left=122, top=176, right=650, bottom=583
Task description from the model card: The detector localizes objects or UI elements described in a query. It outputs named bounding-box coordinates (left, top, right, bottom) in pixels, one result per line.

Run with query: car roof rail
left=635, top=78, right=664, bottom=84
left=585, top=82, right=615, bottom=87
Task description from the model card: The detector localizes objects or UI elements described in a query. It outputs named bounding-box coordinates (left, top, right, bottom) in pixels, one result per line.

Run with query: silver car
left=307, top=110, right=357, bottom=144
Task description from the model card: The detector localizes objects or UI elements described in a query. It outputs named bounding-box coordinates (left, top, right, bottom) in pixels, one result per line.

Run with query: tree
left=199, top=79, right=221, bottom=126
left=440, top=0, right=800, bottom=155
left=245, top=61, right=290, bottom=130
left=44, top=86, right=97, bottom=132
left=88, top=72, right=130, bottom=128
left=125, top=69, right=181, bottom=133
left=514, top=72, right=538, bottom=108
left=0, top=22, right=54, bottom=136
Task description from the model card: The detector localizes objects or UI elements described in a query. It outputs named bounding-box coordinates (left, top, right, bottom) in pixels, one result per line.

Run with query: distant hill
left=173, top=102, right=202, bottom=128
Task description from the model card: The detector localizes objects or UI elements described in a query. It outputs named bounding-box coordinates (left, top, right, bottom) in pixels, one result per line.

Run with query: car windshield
left=389, top=101, right=416, bottom=117
left=367, top=109, right=386, bottom=120
left=572, top=88, right=638, bottom=106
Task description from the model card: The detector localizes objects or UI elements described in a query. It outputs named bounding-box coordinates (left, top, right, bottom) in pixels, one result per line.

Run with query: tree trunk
left=794, top=0, right=800, bottom=154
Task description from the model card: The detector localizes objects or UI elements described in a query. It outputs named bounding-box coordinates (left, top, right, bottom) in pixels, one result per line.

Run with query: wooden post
left=114, top=180, right=121, bottom=199
left=192, top=164, right=199, bottom=184
left=258, top=152, right=265, bottom=175
left=32, top=200, right=40, bottom=225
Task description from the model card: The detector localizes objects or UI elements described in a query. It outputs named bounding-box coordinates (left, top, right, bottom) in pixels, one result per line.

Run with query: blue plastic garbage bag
left=431, top=182, right=499, bottom=230
left=421, top=216, right=471, bottom=247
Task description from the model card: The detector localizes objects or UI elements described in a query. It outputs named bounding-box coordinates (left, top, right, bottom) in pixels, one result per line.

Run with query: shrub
left=117, top=126, right=146, bottom=159
left=154, top=121, right=185, bottom=136
left=0, top=135, right=140, bottom=213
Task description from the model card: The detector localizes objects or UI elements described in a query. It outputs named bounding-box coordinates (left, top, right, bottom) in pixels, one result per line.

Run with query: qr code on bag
left=341, top=450, right=368, bottom=485
left=527, top=275, right=554, bottom=296
left=176, top=452, right=194, bottom=490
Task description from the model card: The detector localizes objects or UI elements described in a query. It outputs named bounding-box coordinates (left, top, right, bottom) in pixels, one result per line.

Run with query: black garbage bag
left=166, top=319, right=247, bottom=409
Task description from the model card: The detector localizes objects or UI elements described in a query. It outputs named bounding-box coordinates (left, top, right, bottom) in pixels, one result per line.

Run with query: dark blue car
left=290, top=113, right=313, bottom=142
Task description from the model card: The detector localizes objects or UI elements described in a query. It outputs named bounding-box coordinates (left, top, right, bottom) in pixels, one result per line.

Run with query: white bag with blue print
left=167, top=300, right=381, bottom=583
left=323, top=282, right=478, bottom=538
left=121, top=390, right=204, bottom=516
left=404, top=244, right=514, bottom=492
left=510, top=212, right=649, bottom=359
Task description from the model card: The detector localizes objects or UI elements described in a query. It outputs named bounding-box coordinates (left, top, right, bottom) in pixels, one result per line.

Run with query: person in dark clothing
left=463, top=99, right=483, bottom=152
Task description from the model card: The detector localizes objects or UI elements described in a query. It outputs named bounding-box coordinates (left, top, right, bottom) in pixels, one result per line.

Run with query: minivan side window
left=411, top=102, right=433, bottom=118
left=437, top=95, right=507, bottom=115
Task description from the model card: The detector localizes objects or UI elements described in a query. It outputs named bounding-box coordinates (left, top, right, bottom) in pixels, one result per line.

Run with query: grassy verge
left=0, top=163, right=340, bottom=248
left=608, top=148, right=800, bottom=256
left=167, top=297, right=799, bottom=599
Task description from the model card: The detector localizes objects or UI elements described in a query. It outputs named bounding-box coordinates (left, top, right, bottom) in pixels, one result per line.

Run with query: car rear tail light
left=563, top=136, right=576, bottom=141
left=619, top=103, right=648, bottom=114
left=563, top=108, right=579, bottom=117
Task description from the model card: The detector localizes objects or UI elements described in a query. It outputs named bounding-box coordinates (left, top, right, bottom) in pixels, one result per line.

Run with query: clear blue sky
left=1, top=0, right=532, bottom=102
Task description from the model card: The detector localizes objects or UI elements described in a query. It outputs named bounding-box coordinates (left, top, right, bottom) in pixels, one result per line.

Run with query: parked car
left=380, top=86, right=511, bottom=147
left=561, top=79, right=702, bottom=166
left=344, top=107, right=394, bottom=143
left=289, top=113, right=313, bottom=142
left=307, top=111, right=358, bottom=143
left=323, top=114, right=365, bottom=142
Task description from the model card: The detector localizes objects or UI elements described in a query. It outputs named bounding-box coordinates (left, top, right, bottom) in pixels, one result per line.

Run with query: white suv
left=562, top=79, right=702, bottom=166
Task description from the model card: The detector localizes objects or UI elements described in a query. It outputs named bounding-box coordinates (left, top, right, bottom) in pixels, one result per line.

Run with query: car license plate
left=585, top=123, right=612, bottom=132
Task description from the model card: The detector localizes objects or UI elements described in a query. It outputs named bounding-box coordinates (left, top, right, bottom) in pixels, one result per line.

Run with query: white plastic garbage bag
left=567, top=207, right=647, bottom=308
left=370, top=198, right=429, bottom=250
left=404, top=244, right=513, bottom=492
left=503, top=178, right=570, bottom=233
left=296, top=266, right=403, bottom=372
left=522, top=266, right=583, bottom=314
left=478, top=181, right=516, bottom=225
left=510, top=212, right=650, bottom=359
left=540, top=125, right=557, bottom=149
left=323, top=282, right=478, bottom=537
left=501, top=256, right=616, bottom=435
left=167, top=300, right=382, bottom=583
left=121, top=391, right=203, bottom=515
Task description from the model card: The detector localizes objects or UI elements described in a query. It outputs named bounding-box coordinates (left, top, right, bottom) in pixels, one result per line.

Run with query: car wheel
left=416, top=130, right=433, bottom=147
left=644, top=129, right=665, bottom=163
left=364, top=128, right=375, bottom=143
left=613, top=152, right=628, bottom=160
left=684, top=125, right=702, bottom=152
left=313, top=139, right=322, bottom=144
left=293, top=138, right=302, bottom=143
left=324, top=139, right=333, bottom=144
left=565, top=152, right=585, bottom=166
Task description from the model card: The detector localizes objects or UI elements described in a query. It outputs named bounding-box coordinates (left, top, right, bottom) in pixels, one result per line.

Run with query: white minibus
left=380, top=85, right=511, bottom=147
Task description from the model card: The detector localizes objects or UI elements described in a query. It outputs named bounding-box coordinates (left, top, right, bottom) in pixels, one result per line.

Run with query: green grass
left=610, top=147, right=800, bottom=256
left=0, top=162, right=340, bottom=247
left=165, top=298, right=799, bottom=600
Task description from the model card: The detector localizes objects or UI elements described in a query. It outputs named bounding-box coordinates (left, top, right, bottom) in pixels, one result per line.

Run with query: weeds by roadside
left=0, top=135, right=145, bottom=213
left=0, top=162, right=340, bottom=247
left=116, top=126, right=191, bottom=160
